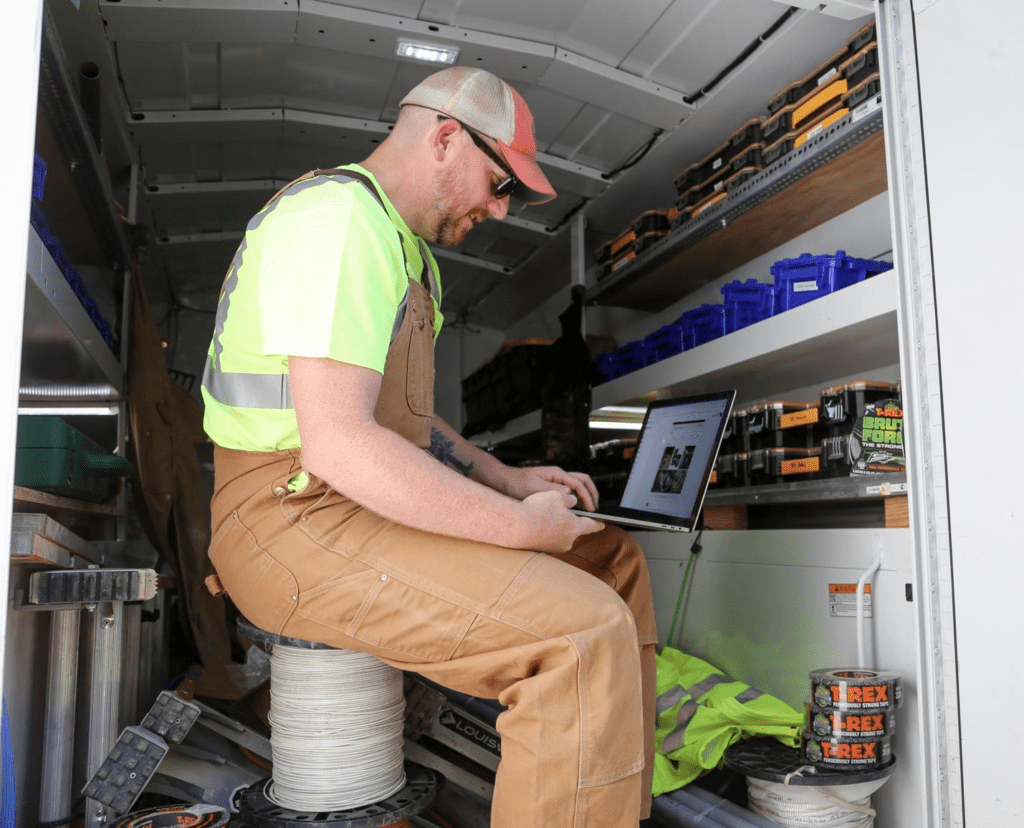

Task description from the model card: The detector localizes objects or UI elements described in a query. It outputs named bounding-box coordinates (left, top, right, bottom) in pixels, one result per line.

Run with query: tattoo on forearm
left=429, top=428, right=475, bottom=477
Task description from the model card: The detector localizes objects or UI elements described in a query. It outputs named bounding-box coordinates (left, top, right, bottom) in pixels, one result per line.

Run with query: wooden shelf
left=13, top=485, right=126, bottom=517
left=586, top=105, right=887, bottom=312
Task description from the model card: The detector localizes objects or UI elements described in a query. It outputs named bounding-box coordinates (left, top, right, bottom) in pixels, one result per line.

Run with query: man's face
left=429, top=127, right=511, bottom=247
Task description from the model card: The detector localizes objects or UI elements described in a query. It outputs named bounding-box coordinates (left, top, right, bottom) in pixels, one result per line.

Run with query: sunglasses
left=440, top=115, right=519, bottom=200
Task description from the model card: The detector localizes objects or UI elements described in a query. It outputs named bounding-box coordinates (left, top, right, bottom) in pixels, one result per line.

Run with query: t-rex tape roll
left=802, top=731, right=892, bottom=768
left=105, top=805, right=230, bottom=828
left=810, top=668, right=903, bottom=711
left=807, top=701, right=897, bottom=739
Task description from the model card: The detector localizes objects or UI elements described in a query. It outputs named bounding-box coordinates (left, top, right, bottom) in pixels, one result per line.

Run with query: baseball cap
left=400, top=66, right=557, bottom=205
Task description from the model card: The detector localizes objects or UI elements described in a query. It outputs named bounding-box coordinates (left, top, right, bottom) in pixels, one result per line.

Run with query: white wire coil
left=746, top=776, right=882, bottom=828
left=267, top=645, right=406, bottom=811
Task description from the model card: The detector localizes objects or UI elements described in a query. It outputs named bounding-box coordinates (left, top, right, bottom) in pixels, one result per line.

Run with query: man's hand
left=501, top=466, right=600, bottom=512
left=517, top=490, right=604, bottom=553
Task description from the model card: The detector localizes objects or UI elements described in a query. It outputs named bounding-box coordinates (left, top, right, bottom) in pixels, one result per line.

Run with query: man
left=201, top=66, right=657, bottom=827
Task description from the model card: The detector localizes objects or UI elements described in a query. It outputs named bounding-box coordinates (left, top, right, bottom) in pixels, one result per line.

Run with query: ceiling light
left=18, top=405, right=119, bottom=416
left=589, top=421, right=643, bottom=431
left=397, top=40, right=459, bottom=65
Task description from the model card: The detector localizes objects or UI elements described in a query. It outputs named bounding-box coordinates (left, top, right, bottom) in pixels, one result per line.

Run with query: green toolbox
left=15, top=416, right=132, bottom=503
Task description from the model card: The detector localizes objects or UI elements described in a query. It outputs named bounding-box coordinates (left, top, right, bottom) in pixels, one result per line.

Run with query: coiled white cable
left=746, top=776, right=879, bottom=828
left=266, top=646, right=406, bottom=811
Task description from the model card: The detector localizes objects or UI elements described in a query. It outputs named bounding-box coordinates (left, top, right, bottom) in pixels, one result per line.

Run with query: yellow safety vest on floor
left=653, top=647, right=803, bottom=796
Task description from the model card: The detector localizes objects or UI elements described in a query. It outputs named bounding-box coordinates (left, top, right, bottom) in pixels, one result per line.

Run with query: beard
left=429, top=166, right=474, bottom=247
left=434, top=212, right=465, bottom=247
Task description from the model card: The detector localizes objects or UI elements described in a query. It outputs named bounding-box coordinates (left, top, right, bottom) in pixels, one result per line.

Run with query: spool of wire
left=725, top=736, right=896, bottom=828
left=746, top=775, right=883, bottom=828
left=266, top=646, right=406, bottom=811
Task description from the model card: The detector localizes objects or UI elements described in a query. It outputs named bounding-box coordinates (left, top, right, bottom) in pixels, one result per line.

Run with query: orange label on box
left=780, top=408, right=820, bottom=428
left=781, top=457, right=820, bottom=475
left=830, top=583, right=872, bottom=594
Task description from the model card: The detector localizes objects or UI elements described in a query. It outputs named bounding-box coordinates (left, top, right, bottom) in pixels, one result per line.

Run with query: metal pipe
left=120, top=603, right=141, bottom=729
left=685, top=785, right=788, bottom=828
left=19, top=382, right=119, bottom=400
left=652, top=784, right=781, bottom=828
left=78, top=61, right=102, bottom=155
left=84, top=601, right=124, bottom=828
left=38, top=610, right=80, bottom=822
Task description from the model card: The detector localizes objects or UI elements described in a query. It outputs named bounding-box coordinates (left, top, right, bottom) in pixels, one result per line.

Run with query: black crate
left=843, top=73, right=882, bottom=112
left=849, top=20, right=876, bottom=51
left=743, top=401, right=824, bottom=452
left=598, top=249, right=637, bottom=280
left=767, top=43, right=853, bottom=116
left=748, top=446, right=824, bottom=485
left=677, top=157, right=765, bottom=222
left=763, top=134, right=797, bottom=167
left=597, top=228, right=668, bottom=279
left=673, top=118, right=765, bottom=196
left=724, top=166, right=763, bottom=196
left=461, top=341, right=554, bottom=436
left=821, top=381, right=900, bottom=435
left=794, top=99, right=850, bottom=147
left=843, top=43, right=879, bottom=88
left=820, top=434, right=856, bottom=477
left=720, top=409, right=745, bottom=455
left=597, top=209, right=671, bottom=264
left=713, top=452, right=749, bottom=488
left=728, top=144, right=767, bottom=173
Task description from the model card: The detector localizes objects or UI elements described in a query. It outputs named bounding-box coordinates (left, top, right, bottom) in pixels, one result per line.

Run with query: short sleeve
left=256, top=181, right=404, bottom=374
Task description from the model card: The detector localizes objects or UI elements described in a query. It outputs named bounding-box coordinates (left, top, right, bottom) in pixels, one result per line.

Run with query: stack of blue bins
left=722, top=279, right=775, bottom=332
left=772, top=250, right=893, bottom=312
left=29, top=152, right=116, bottom=349
left=593, top=251, right=891, bottom=384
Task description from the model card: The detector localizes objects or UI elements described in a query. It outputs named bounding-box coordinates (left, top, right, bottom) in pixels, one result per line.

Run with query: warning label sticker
left=829, top=583, right=872, bottom=618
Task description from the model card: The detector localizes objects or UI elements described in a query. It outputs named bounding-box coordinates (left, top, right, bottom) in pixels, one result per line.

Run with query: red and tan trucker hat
left=400, top=66, right=557, bottom=205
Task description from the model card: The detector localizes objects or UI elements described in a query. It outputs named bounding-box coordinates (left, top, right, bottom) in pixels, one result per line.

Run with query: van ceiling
left=48, top=0, right=873, bottom=334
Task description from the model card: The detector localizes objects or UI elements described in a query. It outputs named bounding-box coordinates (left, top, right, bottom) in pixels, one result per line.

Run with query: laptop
left=572, top=390, right=736, bottom=532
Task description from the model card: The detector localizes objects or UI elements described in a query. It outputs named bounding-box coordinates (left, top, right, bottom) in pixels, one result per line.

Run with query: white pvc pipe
left=856, top=548, right=882, bottom=669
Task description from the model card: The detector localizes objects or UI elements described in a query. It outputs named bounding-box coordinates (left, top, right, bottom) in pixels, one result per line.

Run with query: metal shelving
left=473, top=271, right=900, bottom=471
left=592, top=269, right=899, bottom=409
left=23, top=226, right=124, bottom=397
left=706, top=472, right=906, bottom=508
left=586, top=101, right=887, bottom=312
left=37, top=6, right=132, bottom=276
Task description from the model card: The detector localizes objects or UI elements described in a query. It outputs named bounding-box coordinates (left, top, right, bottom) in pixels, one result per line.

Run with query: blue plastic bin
left=32, top=153, right=47, bottom=202
left=772, top=250, right=893, bottom=312
left=644, top=322, right=686, bottom=363
left=680, top=304, right=726, bottom=348
left=29, top=202, right=116, bottom=348
left=721, top=279, right=774, bottom=333
left=595, top=340, right=651, bottom=382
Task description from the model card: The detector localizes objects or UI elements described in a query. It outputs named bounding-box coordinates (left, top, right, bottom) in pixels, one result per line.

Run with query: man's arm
left=428, top=416, right=599, bottom=511
left=290, top=355, right=603, bottom=552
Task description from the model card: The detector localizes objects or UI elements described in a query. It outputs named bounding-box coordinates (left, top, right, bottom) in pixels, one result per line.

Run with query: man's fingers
left=565, top=473, right=597, bottom=510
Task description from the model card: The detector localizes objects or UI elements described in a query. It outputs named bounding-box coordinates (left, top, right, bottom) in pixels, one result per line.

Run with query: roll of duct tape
left=810, top=668, right=903, bottom=711
left=806, top=700, right=897, bottom=739
left=802, top=731, right=892, bottom=769
left=104, top=804, right=229, bottom=828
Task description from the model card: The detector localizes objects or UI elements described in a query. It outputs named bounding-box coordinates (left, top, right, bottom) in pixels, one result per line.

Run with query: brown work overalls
left=207, top=197, right=657, bottom=827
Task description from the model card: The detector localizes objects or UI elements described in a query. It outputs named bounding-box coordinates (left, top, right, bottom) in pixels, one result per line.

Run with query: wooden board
left=596, top=130, right=888, bottom=311
left=884, top=495, right=909, bottom=528
left=13, top=485, right=126, bottom=516
left=704, top=504, right=749, bottom=530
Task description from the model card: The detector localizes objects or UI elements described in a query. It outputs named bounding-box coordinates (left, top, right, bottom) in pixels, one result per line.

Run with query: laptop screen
left=616, top=390, right=736, bottom=530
